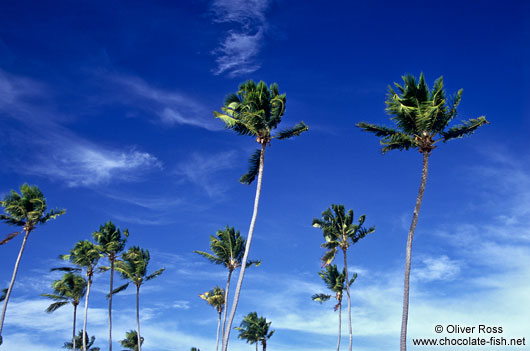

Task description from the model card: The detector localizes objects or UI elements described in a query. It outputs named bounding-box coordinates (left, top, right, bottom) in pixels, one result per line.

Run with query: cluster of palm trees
left=1, top=73, right=489, bottom=351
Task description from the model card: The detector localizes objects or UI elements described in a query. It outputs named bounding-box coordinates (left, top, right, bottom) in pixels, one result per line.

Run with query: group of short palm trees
left=1, top=73, right=488, bottom=351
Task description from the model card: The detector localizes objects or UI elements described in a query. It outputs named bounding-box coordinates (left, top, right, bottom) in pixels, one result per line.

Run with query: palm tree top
left=200, top=286, right=225, bottom=314
left=214, top=80, right=308, bottom=144
left=64, top=330, right=100, bottom=351
left=0, top=183, right=65, bottom=245
left=42, top=272, right=87, bottom=312
left=357, top=73, right=489, bottom=154
left=194, top=226, right=260, bottom=271
left=59, top=240, right=102, bottom=276
left=92, top=221, right=128, bottom=256
left=120, top=330, right=143, bottom=351
left=313, top=204, right=375, bottom=266
left=236, top=312, right=274, bottom=345
left=116, top=246, right=165, bottom=287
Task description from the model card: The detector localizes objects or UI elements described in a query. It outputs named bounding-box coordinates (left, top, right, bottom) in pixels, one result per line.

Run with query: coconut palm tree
left=42, top=273, right=87, bottom=351
left=199, top=286, right=225, bottom=351
left=56, top=240, right=102, bottom=351
left=235, top=312, right=274, bottom=351
left=64, top=330, right=100, bottom=351
left=356, top=73, right=489, bottom=351
left=194, top=226, right=260, bottom=343
left=312, top=265, right=356, bottom=351
left=0, top=183, right=65, bottom=345
left=312, top=204, right=374, bottom=351
left=120, top=330, right=143, bottom=351
left=92, top=221, right=128, bottom=351
left=214, top=80, right=308, bottom=351
left=115, top=246, right=164, bottom=351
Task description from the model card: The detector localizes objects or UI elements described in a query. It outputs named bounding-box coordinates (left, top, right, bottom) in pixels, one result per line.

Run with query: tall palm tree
left=199, top=286, right=225, bottom=351
left=235, top=312, right=274, bottom=351
left=312, top=265, right=356, bottom=351
left=56, top=240, right=102, bottom=351
left=356, top=73, right=489, bottom=351
left=0, top=183, right=65, bottom=345
left=120, top=330, right=143, bottom=351
left=42, top=272, right=87, bottom=351
left=64, top=330, right=100, bottom=351
left=194, top=226, right=260, bottom=343
left=312, top=204, right=374, bottom=351
left=92, top=221, right=128, bottom=351
left=115, top=246, right=165, bottom=351
left=214, top=80, right=308, bottom=351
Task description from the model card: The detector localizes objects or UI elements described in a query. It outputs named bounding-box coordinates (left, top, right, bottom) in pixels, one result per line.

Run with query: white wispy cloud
left=175, top=150, right=238, bottom=197
left=0, top=70, right=162, bottom=187
left=210, top=0, right=272, bottom=76
left=413, top=255, right=461, bottom=282
left=112, top=75, right=221, bottom=131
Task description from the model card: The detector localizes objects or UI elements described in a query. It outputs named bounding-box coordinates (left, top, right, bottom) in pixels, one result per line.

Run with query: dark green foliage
left=42, top=272, right=87, bottom=312
left=312, top=265, right=356, bottom=311
left=116, top=247, right=165, bottom=288
left=63, top=330, right=100, bottom=351
left=120, top=330, right=143, bottom=351
left=240, top=149, right=262, bottom=185
left=357, top=73, right=489, bottom=154
left=92, top=221, right=128, bottom=258
left=235, top=312, right=274, bottom=347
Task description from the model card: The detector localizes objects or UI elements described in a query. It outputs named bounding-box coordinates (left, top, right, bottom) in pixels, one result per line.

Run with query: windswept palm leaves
left=0, top=183, right=65, bottom=345
left=64, top=330, right=100, bottom=351
left=194, top=226, right=260, bottom=344
left=56, top=240, right=102, bottom=351
left=235, top=312, right=274, bottom=351
left=120, top=330, right=143, bottom=351
left=199, top=286, right=225, bottom=351
left=214, top=80, right=308, bottom=351
left=42, top=273, right=87, bottom=351
left=115, top=246, right=165, bottom=351
left=312, top=265, right=356, bottom=351
left=313, top=204, right=374, bottom=351
left=356, top=73, right=489, bottom=351
left=93, top=221, right=128, bottom=351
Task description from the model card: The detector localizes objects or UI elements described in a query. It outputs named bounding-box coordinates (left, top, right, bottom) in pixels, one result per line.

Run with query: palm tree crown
left=312, top=204, right=375, bottom=266
left=236, top=312, right=274, bottom=351
left=356, top=73, right=489, bottom=154
left=92, top=221, right=128, bottom=259
left=115, top=246, right=165, bottom=288
left=194, top=226, right=260, bottom=271
left=120, top=330, right=143, bottom=351
left=214, top=80, right=308, bottom=184
left=63, top=330, right=100, bottom=351
left=200, top=286, right=225, bottom=315
left=0, top=183, right=65, bottom=244
left=42, top=272, right=87, bottom=312
left=312, top=264, right=355, bottom=311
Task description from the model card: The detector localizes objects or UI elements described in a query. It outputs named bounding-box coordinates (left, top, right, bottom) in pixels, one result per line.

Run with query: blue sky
left=0, top=0, right=529, bottom=350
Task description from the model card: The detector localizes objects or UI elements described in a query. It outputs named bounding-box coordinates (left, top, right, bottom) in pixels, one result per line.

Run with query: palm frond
left=440, top=116, right=489, bottom=142
left=50, top=267, right=81, bottom=273
left=0, top=215, right=25, bottom=227
left=321, top=248, right=337, bottom=266
left=239, top=149, right=261, bottom=185
left=274, top=121, right=309, bottom=140
left=0, top=288, right=7, bottom=302
left=107, top=283, right=129, bottom=298
left=311, top=293, right=331, bottom=303
left=193, top=250, right=224, bottom=265
left=44, top=300, right=68, bottom=313
left=0, top=231, right=21, bottom=245
left=146, top=268, right=165, bottom=281
left=356, top=122, right=400, bottom=138
left=245, top=259, right=261, bottom=268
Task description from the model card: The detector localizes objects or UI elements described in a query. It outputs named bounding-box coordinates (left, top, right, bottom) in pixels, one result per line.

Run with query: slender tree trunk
left=337, top=302, right=341, bottom=351
left=73, top=304, right=78, bottom=351
left=0, top=229, right=30, bottom=345
left=83, top=276, right=93, bottom=351
left=400, top=152, right=430, bottom=351
left=343, top=249, right=352, bottom=351
left=215, top=311, right=221, bottom=351
left=221, top=269, right=232, bottom=342
left=221, top=143, right=266, bottom=351
left=136, top=285, right=141, bottom=351
left=255, top=342, right=258, bottom=351
left=262, top=339, right=267, bottom=351
left=109, top=258, right=114, bottom=351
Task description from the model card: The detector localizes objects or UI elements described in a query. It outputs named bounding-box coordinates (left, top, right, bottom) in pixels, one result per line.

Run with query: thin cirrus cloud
left=0, top=70, right=162, bottom=188
left=210, top=0, right=272, bottom=77
left=111, top=75, right=222, bottom=131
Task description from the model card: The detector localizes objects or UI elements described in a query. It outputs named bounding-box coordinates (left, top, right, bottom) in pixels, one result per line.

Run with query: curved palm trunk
left=73, top=303, right=78, bottom=351
left=400, top=152, right=430, bottom=351
left=221, top=143, right=266, bottom=351
left=136, top=285, right=141, bottom=351
left=215, top=311, right=221, bottom=351
left=0, top=229, right=30, bottom=345
left=109, top=258, right=115, bottom=351
left=83, top=276, right=93, bottom=351
left=262, top=338, right=267, bottom=351
left=342, top=249, right=352, bottom=351
left=221, top=269, right=232, bottom=341
left=337, top=301, right=342, bottom=351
